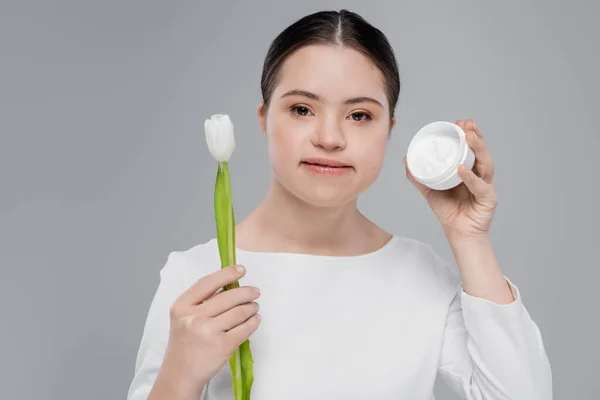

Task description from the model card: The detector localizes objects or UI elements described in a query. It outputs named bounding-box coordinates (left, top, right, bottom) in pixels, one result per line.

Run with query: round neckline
left=226, top=234, right=399, bottom=263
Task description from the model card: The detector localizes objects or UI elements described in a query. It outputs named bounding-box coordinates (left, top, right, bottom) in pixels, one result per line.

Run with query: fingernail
left=236, top=265, right=246, bottom=273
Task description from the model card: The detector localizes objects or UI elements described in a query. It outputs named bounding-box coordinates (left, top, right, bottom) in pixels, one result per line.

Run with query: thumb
left=404, top=156, right=431, bottom=198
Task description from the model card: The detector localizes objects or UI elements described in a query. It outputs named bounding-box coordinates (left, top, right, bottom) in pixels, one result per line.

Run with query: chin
left=288, top=179, right=364, bottom=208
left=272, top=166, right=373, bottom=208
left=299, top=190, right=356, bottom=207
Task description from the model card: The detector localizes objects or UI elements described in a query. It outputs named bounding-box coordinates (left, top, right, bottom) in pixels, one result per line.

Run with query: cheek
left=266, top=114, right=303, bottom=167
left=355, top=134, right=388, bottom=181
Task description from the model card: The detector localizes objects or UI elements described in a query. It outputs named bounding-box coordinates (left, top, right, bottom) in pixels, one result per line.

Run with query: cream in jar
left=406, top=121, right=476, bottom=191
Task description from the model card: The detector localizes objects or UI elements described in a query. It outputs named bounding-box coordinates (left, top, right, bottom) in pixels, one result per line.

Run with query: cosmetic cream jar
left=406, top=121, right=476, bottom=191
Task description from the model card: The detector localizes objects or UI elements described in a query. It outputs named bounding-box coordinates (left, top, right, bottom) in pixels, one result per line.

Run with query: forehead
left=273, top=44, right=387, bottom=104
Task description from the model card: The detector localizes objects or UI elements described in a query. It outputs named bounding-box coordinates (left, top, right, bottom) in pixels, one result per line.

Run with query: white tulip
left=204, top=114, right=236, bottom=162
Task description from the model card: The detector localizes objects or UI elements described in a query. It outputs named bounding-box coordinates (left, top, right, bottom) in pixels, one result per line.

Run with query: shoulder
left=389, top=234, right=462, bottom=294
left=161, top=237, right=222, bottom=286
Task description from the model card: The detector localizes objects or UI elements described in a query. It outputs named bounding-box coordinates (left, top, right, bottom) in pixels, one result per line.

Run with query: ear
left=257, top=102, right=267, bottom=135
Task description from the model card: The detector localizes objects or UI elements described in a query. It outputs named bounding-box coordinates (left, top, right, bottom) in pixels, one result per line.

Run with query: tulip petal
left=205, top=114, right=236, bottom=162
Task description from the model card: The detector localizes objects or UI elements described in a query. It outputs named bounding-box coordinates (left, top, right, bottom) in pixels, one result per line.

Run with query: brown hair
left=260, top=9, right=401, bottom=119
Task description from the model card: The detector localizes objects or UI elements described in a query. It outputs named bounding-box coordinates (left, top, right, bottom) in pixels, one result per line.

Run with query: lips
left=300, top=158, right=352, bottom=168
left=302, top=161, right=349, bottom=168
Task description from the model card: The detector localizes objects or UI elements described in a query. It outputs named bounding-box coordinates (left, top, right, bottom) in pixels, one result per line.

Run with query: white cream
left=409, top=135, right=460, bottom=180
left=406, top=121, right=476, bottom=191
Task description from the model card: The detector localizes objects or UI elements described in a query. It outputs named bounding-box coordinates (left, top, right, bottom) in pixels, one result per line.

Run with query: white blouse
left=127, top=235, right=552, bottom=399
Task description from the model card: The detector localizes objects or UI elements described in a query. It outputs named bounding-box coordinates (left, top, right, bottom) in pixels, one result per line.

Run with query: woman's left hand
left=403, top=119, right=497, bottom=239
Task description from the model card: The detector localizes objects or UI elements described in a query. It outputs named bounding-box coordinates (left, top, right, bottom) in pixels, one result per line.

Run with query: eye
left=349, top=111, right=372, bottom=122
left=290, top=105, right=313, bottom=117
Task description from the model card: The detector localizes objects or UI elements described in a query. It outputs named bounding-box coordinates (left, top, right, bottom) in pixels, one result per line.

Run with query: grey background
left=1, top=1, right=598, bottom=399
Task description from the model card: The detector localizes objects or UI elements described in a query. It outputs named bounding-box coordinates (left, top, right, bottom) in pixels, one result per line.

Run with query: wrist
left=445, top=232, right=494, bottom=271
left=443, top=232, right=513, bottom=303
left=151, top=354, right=206, bottom=400
left=445, top=231, right=490, bottom=248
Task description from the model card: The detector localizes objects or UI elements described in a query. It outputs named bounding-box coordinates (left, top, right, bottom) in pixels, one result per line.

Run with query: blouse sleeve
left=126, top=251, right=208, bottom=400
left=436, top=268, right=553, bottom=399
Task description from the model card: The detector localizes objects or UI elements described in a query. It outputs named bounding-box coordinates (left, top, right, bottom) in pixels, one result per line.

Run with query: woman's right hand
left=158, top=264, right=261, bottom=396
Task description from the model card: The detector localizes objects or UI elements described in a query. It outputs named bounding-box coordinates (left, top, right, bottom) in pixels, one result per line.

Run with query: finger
left=457, top=164, right=495, bottom=200
left=176, top=264, right=246, bottom=307
left=403, top=156, right=431, bottom=198
left=203, top=285, right=261, bottom=317
left=215, top=301, right=260, bottom=332
left=224, top=313, right=262, bottom=349
left=461, top=119, right=483, bottom=139
left=466, top=119, right=484, bottom=139
left=465, top=130, right=494, bottom=183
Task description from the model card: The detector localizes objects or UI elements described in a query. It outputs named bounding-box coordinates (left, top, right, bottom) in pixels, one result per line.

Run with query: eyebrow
left=280, top=89, right=384, bottom=109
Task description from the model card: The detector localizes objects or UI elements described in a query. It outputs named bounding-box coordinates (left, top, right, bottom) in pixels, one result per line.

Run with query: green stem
left=225, top=162, right=243, bottom=399
left=222, top=162, right=236, bottom=267
left=230, top=347, right=243, bottom=397
left=215, top=161, right=252, bottom=399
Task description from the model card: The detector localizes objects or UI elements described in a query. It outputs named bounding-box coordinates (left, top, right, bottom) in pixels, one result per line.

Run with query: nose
left=310, top=116, right=346, bottom=151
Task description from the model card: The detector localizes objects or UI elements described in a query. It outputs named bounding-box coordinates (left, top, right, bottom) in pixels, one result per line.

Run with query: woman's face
left=258, top=44, right=396, bottom=207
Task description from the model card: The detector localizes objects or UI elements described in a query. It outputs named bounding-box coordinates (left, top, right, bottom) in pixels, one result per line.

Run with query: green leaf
left=240, top=339, right=254, bottom=399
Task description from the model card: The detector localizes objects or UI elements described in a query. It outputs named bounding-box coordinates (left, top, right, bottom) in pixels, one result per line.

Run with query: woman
left=128, top=9, right=552, bottom=400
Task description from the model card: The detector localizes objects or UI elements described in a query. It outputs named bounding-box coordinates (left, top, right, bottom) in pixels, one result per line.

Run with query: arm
left=147, top=360, right=207, bottom=400
left=448, top=235, right=514, bottom=304
left=436, top=236, right=553, bottom=399
left=127, top=252, right=208, bottom=400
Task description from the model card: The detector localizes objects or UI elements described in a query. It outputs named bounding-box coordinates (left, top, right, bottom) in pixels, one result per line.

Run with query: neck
left=236, top=178, right=383, bottom=255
